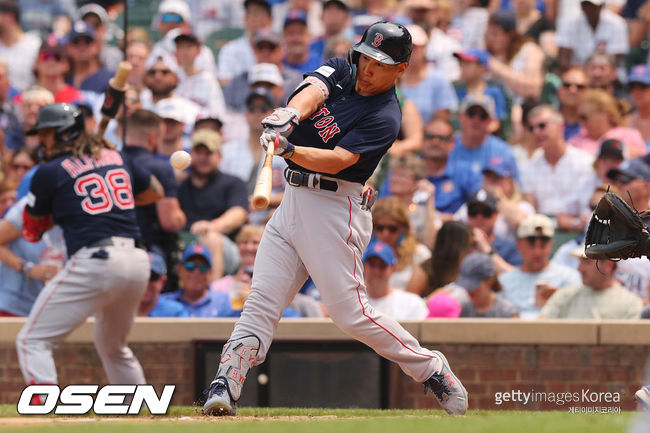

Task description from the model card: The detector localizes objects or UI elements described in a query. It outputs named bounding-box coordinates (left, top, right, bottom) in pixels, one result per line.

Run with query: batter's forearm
left=287, top=85, right=325, bottom=121
left=289, top=145, right=359, bottom=174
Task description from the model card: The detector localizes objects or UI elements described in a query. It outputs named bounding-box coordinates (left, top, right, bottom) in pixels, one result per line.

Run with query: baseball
left=170, top=150, right=191, bottom=170
left=257, top=373, right=268, bottom=385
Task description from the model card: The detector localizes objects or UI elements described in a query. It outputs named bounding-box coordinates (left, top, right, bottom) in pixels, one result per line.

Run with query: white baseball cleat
left=203, top=377, right=236, bottom=416
left=635, top=385, right=650, bottom=410
left=423, top=350, right=468, bottom=415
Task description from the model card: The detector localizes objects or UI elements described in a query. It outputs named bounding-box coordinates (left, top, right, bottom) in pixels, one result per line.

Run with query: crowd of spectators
left=1, top=0, right=650, bottom=321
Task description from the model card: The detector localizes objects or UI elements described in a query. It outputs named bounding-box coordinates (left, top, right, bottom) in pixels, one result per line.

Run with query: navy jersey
left=287, top=57, right=402, bottom=184
left=26, top=148, right=152, bottom=255
left=123, top=146, right=179, bottom=248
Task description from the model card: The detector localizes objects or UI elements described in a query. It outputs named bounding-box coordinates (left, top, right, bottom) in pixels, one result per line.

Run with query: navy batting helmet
left=28, top=103, right=85, bottom=143
left=349, top=21, right=412, bottom=72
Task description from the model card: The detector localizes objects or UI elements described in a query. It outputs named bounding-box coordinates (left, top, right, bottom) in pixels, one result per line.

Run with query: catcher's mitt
left=585, top=192, right=650, bottom=260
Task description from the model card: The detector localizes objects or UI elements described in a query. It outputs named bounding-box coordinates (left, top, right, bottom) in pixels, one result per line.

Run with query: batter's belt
left=87, top=236, right=146, bottom=250
left=284, top=168, right=339, bottom=191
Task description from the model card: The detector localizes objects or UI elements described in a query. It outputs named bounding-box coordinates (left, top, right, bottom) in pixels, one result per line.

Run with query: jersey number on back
left=74, top=169, right=135, bottom=215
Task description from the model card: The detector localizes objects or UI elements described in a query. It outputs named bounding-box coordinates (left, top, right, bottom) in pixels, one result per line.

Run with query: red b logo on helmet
left=372, top=32, right=383, bottom=47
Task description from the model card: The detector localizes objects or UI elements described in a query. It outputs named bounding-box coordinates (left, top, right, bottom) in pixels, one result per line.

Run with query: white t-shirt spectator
left=368, top=290, right=428, bottom=320
left=0, top=31, right=41, bottom=91
left=450, top=7, right=488, bottom=49
left=176, top=70, right=227, bottom=119
left=521, top=146, right=594, bottom=215
left=217, top=35, right=256, bottom=83
left=556, top=9, right=629, bottom=65
left=186, top=0, right=245, bottom=39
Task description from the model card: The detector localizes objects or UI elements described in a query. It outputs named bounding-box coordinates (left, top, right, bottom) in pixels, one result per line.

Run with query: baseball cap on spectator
left=244, top=0, right=271, bottom=14
left=79, top=3, right=108, bottom=26
left=253, top=28, right=282, bottom=46
left=607, top=158, right=650, bottom=182
left=174, top=28, right=200, bottom=45
left=483, top=157, right=516, bottom=178
left=145, top=54, right=181, bottom=76
left=67, top=21, right=96, bottom=41
left=454, top=48, right=490, bottom=68
left=249, top=63, right=284, bottom=87
left=582, top=0, right=605, bottom=5
left=154, top=97, right=186, bottom=124
left=182, top=244, right=213, bottom=267
left=284, top=9, right=308, bottom=28
left=460, top=93, right=496, bottom=119
left=158, top=0, right=191, bottom=23
left=149, top=252, right=167, bottom=276
left=194, top=109, right=223, bottom=130
left=191, top=128, right=222, bottom=153
left=467, top=188, right=498, bottom=213
left=426, top=293, right=461, bottom=318
left=597, top=139, right=625, bottom=161
left=246, top=86, right=276, bottom=107
left=323, top=0, right=349, bottom=11
left=517, top=214, right=554, bottom=239
left=456, top=252, right=495, bottom=292
left=628, top=64, right=650, bottom=86
left=490, top=10, right=516, bottom=32
left=362, top=241, right=397, bottom=266
left=0, top=0, right=20, bottom=21
left=37, top=37, right=66, bottom=61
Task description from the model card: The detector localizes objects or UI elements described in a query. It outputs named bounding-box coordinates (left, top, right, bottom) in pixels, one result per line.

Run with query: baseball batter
left=204, top=21, right=467, bottom=416
left=16, top=103, right=163, bottom=389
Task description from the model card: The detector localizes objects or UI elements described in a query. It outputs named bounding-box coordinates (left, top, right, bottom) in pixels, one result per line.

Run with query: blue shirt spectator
left=0, top=197, right=66, bottom=316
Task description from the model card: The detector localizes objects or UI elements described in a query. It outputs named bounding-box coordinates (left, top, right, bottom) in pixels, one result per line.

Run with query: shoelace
left=204, top=379, right=228, bottom=398
left=423, top=373, right=451, bottom=400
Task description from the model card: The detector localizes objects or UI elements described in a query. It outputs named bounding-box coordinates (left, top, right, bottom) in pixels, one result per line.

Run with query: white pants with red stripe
left=16, top=238, right=149, bottom=385
left=230, top=181, right=442, bottom=383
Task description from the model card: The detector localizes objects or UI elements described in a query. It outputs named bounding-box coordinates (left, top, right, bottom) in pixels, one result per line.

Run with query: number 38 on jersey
left=74, top=168, right=135, bottom=215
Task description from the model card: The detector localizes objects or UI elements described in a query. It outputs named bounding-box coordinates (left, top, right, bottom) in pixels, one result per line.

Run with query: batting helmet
left=27, top=103, right=85, bottom=143
left=348, top=21, right=412, bottom=73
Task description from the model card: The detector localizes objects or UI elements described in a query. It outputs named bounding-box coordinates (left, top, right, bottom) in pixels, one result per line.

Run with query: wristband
left=23, top=261, right=35, bottom=276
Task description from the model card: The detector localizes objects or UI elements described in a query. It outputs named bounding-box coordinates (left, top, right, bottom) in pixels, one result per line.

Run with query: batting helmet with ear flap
left=348, top=21, right=412, bottom=76
left=27, top=103, right=85, bottom=143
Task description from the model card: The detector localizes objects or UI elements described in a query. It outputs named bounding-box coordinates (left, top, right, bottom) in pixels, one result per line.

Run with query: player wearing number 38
left=15, top=103, right=164, bottom=391
left=204, top=21, right=468, bottom=417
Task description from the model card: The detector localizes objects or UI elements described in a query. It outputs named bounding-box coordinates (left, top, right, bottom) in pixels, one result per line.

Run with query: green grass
left=0, top=405, right=638, bottom=433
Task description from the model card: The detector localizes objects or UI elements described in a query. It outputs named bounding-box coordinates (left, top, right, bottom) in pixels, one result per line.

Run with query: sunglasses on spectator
left=375, top=224, right=400, bottom=234
left=256, top=42, right=278, bottom=51
left=184, top=262, right=210, bottom=273
left=629, top=82, right=649, bottom=91
left=11, top=163, right=32, bottom=171
left=610, top=173, right=636, bottom=184
left=39, top=51, right=62, bottom=62
left=161, top=13, right=183, bottom=23
left=525, top=236, right=551, bottom=245
left=562, top=82, right=586, bottom=90
left=465, top=107, right=489, bottom=120
left=147, top=69, right=172, bottom=76
left=468, top=206, right=494, bottom=218
left=71, top=36, right=93, bottom=46
left=528, top=122, right=547, bottom=132
left=247, top=104, right=272, bottom=113
left=150, top=271, right=162, bottom=281
left=424, top=133, right=453, bottom=141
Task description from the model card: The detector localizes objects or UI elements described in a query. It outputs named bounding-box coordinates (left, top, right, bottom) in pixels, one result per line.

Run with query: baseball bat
left=252, top=134, right=277, bottom=210
left=96, top=61, right=132, bottom=138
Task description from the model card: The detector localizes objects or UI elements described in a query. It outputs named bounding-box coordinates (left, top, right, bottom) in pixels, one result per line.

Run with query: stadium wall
left=0, top=319, right=647, bottom=411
